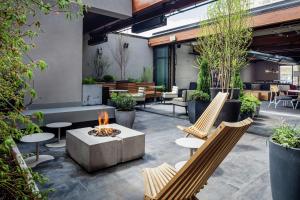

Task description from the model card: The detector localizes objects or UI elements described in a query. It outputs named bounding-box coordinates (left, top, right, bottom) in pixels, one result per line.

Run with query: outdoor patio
left=18, top=111, right=272, bottom=200
left=2, top=1, right=300, bottom=200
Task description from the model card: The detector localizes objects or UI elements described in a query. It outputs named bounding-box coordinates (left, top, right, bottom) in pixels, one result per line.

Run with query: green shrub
left=272, top=124, right=300, bottom=148
left=232, top=71, right=243, bottom=93
left=240, top=93, right=260, bottom=114
left=196, top=58, right=210, bottom=95
left=82, top=77, right=96, bottom=84
left=190, top=91, right=210, bottom=102
left=127, top=77, right=141, bottom=83
left=102, top=75, right=114, bottom=82
left=111, top=93, right=136, bottom=111
left=155, top=85, right=165, bottom=92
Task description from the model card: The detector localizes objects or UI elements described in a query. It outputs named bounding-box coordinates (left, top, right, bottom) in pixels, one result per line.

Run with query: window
left=280, top=65, right=293, bottom=84
left=293, top=65, right=300, bottom=87
left=280, top=65, right=300, bottom=86
left=154, top=46, right=170, bottom=88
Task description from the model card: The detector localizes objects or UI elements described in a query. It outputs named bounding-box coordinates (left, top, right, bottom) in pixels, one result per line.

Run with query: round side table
left=20, top=133, right=54, bottom=168
left=46, top=122, right=72, bottom=148
left=175, top=137, right=205, bottom=171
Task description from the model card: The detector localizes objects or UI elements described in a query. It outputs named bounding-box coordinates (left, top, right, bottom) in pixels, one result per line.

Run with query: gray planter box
left=82, top=84, right=102, bottom=105
left=269, top=139, right=300, bottom=200
left=115, top=110, right=136, bottom=128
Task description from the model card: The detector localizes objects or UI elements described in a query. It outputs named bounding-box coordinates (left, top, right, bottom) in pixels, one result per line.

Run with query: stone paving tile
left=17, top=111, right=272, bottom=200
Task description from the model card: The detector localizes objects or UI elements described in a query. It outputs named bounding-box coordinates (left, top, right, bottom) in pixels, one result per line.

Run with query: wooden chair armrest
left=176, top=125, right=191, bottom=137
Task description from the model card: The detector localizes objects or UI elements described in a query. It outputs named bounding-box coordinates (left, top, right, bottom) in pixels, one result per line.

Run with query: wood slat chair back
left=184, top=92, right=228, bottom=138
left=151, top=118, right=253, bottom=200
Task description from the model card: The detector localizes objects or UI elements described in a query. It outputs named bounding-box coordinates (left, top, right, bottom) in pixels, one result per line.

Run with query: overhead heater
left=132, top=15, right=167, bottom=33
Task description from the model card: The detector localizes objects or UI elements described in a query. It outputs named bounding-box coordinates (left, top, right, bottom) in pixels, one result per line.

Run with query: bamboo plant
left=197, top=0, right=252, bottom=99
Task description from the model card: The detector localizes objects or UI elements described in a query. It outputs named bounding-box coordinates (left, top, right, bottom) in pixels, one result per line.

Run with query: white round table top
left=20, top=133, right=54, bottom=143
left=175, top=138, right=205, bottom=149
left=46, top=122, right=72, bottom=128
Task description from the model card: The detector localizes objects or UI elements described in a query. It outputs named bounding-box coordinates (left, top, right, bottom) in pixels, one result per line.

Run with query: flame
left=103, top=112, right=109, bottom=125
left=98, top=112, right=109, bottom=126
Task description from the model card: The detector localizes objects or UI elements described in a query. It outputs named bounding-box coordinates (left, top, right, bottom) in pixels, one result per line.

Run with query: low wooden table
left=288, top=89, right=300, bottom=95
left=20, top=133, right=54, bottom=168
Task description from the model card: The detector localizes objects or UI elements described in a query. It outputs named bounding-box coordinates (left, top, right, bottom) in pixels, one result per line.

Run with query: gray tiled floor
left=18, top=111, right=272, bottom=200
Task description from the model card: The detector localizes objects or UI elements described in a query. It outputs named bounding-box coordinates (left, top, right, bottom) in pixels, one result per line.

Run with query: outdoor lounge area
left=1, top=1, right=300, bottom=200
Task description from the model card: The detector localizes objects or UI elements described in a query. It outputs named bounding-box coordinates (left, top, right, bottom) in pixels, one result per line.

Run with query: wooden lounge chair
left=143, top=118, right=253, bottom=200
left=177, top=92, right=228, bottom=139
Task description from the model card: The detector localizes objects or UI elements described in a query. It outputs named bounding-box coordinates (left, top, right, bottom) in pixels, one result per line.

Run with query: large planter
left=82, top=84, right=102, bottom=105
left=240, top=112, right=254, bottom=120
left=214, top=100, right=241, bottom=126
left=115, top=110, right=136, bottom=128
left=269, top=139, right=300, bottom=200
left=187, top=100, right=210, bottom=123
left=210, top=88, right=240, bottom=100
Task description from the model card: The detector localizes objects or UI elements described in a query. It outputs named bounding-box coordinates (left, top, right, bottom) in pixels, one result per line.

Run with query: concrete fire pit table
left=66, top=124, right=145, bottom=172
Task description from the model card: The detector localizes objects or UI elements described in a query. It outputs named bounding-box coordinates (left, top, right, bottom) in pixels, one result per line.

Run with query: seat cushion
left=143, top=163, right=176, bottom=199
left=173, top=97, right=184, bottom=102
left=276, top=96, right=292, bottom=100
left=163, top=93, right=178, bottom=98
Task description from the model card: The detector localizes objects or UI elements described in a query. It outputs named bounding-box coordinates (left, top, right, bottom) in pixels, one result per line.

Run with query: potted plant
left=197, top=0, right=252, bottom=124
left=111, top=93, right=136, bottom=128
left=82, top=76, right=102, bottom=106
left=188, top=91, right=210, bottom=123
left=188, top=58, right=211, bottom=123
left=269, top=123, right=300, bottom=200
left=240, top=94, right=257, bottom=120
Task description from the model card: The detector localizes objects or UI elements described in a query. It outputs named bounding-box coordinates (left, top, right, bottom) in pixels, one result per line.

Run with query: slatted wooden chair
left=177, top=92, right=228, bottom=139
left=143, top=118, right=253, bottom=200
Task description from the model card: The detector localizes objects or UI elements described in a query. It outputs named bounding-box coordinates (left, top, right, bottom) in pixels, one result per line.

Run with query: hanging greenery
left=0, top=1, right=82, bottom=199
left=197, top=0, right=252, bottom=98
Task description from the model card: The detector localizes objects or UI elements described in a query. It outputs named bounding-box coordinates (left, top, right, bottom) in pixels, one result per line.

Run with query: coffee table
left=46, top=122, right=72, bottom=148
left=175, top=137, right=205, bottom=171
left=20, top=133, right=54, bottom=168
left=66, top=124, right=145, bottom=172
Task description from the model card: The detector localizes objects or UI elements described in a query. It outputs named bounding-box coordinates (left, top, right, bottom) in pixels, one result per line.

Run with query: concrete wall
left=83, top=0, right=132, bottom=19
left=241, top=61, right=280, bottom=82
left=27, top=12, right=83, bottom=109
left=175, top=43, right=198, bottom=89
left=83, top=33, right=153, bottom=81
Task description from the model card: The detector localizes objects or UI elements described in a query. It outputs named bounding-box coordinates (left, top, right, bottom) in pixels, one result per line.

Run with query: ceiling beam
left=90, top=0, right=205, bottom=36
left=149, top=5, right=300, bottom=46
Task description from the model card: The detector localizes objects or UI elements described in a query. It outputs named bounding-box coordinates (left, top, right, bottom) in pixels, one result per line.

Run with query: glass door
left=154, top=46, right=170, bottom=89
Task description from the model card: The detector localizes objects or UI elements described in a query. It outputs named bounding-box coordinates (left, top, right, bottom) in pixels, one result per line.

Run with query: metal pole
left=58, top=128, right=61, bottom=142
left=36, top=142, right=39, bottom=161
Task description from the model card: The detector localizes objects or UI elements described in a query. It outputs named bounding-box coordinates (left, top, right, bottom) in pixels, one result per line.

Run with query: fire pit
left=66, top=123, right=145, bottom=172
left=88, top=127, right=121, bottom=137
left=88, top=111, right=121, bottom=137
